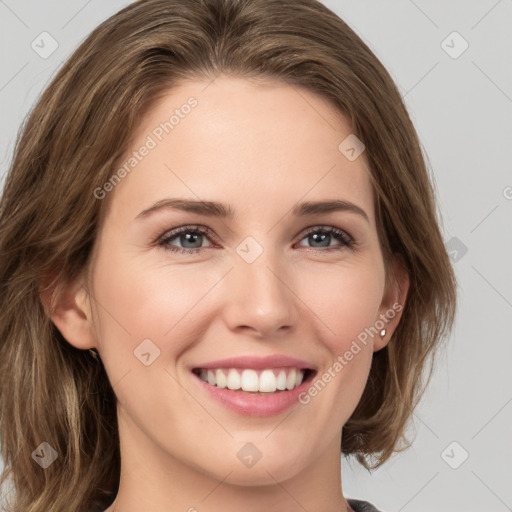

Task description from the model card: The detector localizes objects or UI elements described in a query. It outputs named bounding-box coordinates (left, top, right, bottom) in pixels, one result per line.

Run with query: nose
left=221, top=247, right=299, bottom=338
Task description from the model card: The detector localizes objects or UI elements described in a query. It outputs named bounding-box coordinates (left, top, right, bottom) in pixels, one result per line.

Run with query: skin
left=47, top=76, right=409, bottom=512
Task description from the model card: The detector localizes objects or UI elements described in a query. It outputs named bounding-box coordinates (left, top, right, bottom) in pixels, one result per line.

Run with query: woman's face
left=77, top=76, right=405, bottom=487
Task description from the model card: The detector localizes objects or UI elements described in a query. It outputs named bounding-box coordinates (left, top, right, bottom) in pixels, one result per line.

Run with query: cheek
left=287, top=263, right=384, bottom=442
left=90, top=250, right=223, bottom=363
left=297, top=260, right=385, bottom=349
left=92, top=250, right=384, bottom=350
left=88, top=252, right=215, bottom=432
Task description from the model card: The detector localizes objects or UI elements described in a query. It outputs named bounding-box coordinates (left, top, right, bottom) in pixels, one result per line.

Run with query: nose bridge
left=226, top=236, right=297, bottom=335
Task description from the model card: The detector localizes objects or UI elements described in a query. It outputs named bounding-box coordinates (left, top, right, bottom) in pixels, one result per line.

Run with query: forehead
left=105, top=76, right=374, bottom=224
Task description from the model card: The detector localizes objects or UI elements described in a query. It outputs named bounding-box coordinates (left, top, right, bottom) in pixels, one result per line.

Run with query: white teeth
left=215, top=369, right=227, bottom=389
left=241, top=369, right=259, bottom=391
left=286, top=369, right=296, bottom=390
left=227, top=368, right=241, bottom=390
left=259, top=369, right=277, bottom=392
left=197, top=367, right=306, bottom=392
left=276, top=370, right=287, bottom=390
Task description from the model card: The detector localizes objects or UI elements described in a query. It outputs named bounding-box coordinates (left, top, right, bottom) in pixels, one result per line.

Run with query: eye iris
left=309, top=232, right=330, bottom=247
left=161, top=226, right=351, bottom=253
left=180, top=232, right=202, bottom=248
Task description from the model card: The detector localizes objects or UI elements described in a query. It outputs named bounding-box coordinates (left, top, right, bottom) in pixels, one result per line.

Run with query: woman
left=0, top=1, right=457, bottom=511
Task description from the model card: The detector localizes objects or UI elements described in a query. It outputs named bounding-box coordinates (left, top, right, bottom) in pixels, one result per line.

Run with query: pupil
left=311, top=233, right=329, bottom=247
left=179, top=232, right=332, bottom=249
left=182, top=233, right=201, bottom=248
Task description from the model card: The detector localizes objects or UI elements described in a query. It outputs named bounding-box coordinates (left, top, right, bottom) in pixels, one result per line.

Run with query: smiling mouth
left=192, top=367, right=316, bottom=394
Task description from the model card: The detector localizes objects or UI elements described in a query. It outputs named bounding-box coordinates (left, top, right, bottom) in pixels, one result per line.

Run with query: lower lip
left=192, top=371, right=314, bottom=417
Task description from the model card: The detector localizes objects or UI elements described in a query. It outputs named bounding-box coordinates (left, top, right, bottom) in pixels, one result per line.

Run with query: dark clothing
left=348, top=498, right=384, bottom=512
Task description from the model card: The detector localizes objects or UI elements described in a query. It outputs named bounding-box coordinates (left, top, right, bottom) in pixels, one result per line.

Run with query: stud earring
left=380, top=329, right=387, bottom=338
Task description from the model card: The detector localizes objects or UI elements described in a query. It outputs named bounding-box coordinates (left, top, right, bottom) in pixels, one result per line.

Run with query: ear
left=373, top=253, right=409, bottom=352
left=39, top=276, right=97, bottom=351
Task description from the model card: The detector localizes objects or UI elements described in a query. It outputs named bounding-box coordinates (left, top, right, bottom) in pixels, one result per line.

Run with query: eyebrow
left=135, top=198, right=370, bottom=223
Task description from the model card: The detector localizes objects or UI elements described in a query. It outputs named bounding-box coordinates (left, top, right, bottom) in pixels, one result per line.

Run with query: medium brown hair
left=0, top=0, right=457, bottom=510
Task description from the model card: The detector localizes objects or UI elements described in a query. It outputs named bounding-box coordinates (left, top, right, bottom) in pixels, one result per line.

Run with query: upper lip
left=192, top=355, right=317, bottom=371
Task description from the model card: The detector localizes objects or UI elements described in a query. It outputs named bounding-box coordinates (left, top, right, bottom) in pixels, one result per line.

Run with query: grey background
left=0, top=1, right=511, bottom=511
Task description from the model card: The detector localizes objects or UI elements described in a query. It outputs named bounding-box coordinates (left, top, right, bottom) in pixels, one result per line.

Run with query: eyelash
left=156, top=224, right=357, bottom=254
